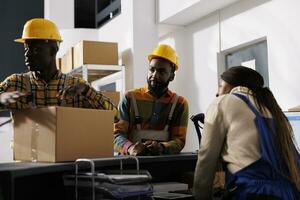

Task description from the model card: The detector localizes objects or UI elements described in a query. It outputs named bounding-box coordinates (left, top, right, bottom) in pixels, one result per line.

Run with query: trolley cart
left=63, top=156, right=153, bottom=200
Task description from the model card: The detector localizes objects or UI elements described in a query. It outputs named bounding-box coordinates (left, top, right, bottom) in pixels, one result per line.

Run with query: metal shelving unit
left=68, top=64, right=125, bottom=93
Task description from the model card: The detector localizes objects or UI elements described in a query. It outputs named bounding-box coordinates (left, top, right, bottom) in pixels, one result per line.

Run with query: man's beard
left=147, top=79, right=170, bottom=97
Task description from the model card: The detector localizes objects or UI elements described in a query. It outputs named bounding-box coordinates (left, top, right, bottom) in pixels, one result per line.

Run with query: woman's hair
left=221, top=66, right=300, bottom=190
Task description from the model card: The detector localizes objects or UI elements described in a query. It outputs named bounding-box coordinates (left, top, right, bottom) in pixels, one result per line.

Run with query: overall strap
left=131, top=93, right=142, bottom=130
left=164, top=94, right=179, bottom=131
left=232, top=93, right=261, bottom=117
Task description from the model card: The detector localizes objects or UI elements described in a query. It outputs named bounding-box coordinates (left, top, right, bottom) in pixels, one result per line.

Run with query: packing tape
left=31, top=122, right=39, bottom=162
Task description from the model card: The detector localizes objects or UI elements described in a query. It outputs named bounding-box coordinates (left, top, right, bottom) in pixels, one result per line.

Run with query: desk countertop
left=0, top=152, right=198, bottom=177
left=0, top=153, right=198, bottom=200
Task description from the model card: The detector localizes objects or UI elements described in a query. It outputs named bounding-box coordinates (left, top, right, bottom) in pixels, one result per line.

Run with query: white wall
left=132, top=0, right=159, bottom=87
left=160, top=0, right=300, bottom=152
left=44, top=0, right=74, bottom=29
left=0, top=116, right=13, bottom=163
left=158, top=0, right=200, bottom=22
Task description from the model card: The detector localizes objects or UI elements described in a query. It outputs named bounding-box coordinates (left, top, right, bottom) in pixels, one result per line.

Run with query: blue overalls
left=224, top=93, right=300, bottom=199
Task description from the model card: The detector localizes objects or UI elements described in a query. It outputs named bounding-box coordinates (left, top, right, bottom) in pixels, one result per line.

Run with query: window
left=218, top=38, right=269, bottom=87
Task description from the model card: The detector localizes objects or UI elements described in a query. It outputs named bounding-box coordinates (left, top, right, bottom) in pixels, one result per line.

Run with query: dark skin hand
left=128, top=142, right=148, bottom=156
left=0, top=91, right=28, bottom=105
left=128, top=140, right=164, bottom=156
left=144, top=140, right=164, bottom=155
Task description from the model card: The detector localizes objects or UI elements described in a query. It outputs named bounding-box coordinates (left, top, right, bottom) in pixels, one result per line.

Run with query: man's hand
left=0, top=91, right=27, bottom=105
left=144, top=140, right=164, bottom=155
left=57, top=83, right=88, bottom=100
left=127, top=142, right=148, bottom=156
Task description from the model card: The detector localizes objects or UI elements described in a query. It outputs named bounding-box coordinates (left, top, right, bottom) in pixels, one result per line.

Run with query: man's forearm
left=114, top=132, right=133, bottom=154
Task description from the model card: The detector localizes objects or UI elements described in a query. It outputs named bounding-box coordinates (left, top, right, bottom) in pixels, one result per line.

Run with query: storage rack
left=68, top=64, right=125, bottom=93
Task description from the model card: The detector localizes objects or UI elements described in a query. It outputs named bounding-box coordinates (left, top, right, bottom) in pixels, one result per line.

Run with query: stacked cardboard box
left=58, top=40, right=119, bottom=74
left=61, top=47, right=74, bottom=73
left=56, top=58, right=61, bottom=70
left=73, top=40, right=118, bottom=68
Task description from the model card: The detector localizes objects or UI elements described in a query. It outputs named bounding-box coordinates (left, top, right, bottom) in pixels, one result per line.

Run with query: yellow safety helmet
left=15, top=18, right=62, bottom=43
left=148, top=44, right=179, bottom=71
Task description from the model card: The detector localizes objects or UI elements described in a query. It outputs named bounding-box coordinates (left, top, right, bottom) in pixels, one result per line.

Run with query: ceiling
left=159, top=0, right=241, bottom=26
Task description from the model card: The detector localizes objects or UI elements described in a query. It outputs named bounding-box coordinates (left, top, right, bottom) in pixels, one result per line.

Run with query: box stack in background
left=56, top=40, right=121, bottom=107
left=61, top=47, right=74, bottom=73
left=56, top=58, right=61, bottom=70
left=73, top=40, right=118, bottom=68
left=57, top=40, right=118, bottom=73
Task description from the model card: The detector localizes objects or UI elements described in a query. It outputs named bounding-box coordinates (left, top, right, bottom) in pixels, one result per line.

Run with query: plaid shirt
left=114, top=86, right=189, bottom=154
left=0, top=71, right=116, bottom=112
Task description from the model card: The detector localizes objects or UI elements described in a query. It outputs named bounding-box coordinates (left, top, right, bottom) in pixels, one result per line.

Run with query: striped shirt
left=114, top=86, right=189, bottom=154
left=0, top=71, right=117, bottom=112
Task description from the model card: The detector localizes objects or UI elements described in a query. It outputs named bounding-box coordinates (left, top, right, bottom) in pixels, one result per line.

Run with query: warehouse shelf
left=69, top=64, right=124, bottom=82
left=69, top=64, right=125, bottom=93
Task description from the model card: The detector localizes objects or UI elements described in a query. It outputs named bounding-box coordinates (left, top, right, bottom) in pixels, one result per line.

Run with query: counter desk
left=0, top=153, right=197, bottom=200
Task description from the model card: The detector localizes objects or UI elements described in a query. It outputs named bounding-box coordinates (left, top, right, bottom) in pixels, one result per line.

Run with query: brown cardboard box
left=13, top=107, right=114, bottom=162
left=288, top=105, right=300, bottom=112
left=56, top=58, right=61, bottom=70
left=61, top=47, right=74, bottom=73
left=102, top=91, right=120, bottom=106
left=73, top=40, right=118, bottom=68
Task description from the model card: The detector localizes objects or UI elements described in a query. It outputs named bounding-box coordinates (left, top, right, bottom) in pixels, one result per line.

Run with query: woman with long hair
left=193, top=66, right=300, bottom=199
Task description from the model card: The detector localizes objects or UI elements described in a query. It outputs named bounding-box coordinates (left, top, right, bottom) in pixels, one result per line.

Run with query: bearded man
left=114, top=44, right=189, bottom=156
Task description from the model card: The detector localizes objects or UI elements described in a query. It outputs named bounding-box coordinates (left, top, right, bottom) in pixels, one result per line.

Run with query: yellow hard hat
left=15, top=18, right=62, bottom=43
left=148, top=44, right=179, bottom=71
